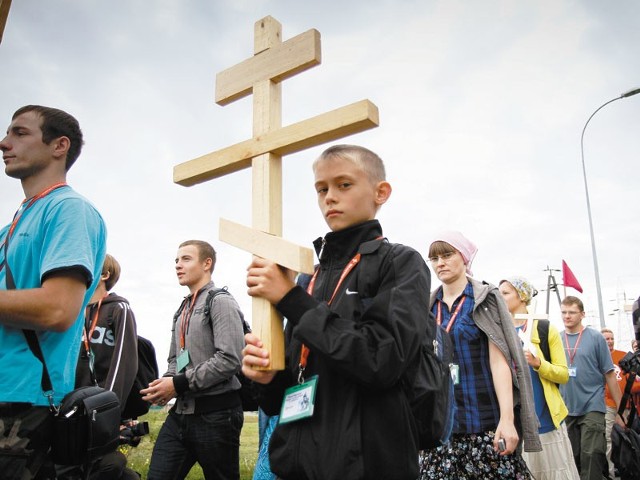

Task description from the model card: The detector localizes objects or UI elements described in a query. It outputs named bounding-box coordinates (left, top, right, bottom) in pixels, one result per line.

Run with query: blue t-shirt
left=560, top=326, right=614, bottom=417
left=0, top=185, right=106, bottom=406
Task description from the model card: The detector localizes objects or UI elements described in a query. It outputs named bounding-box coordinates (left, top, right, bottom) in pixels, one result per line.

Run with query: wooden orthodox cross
left=174, top=16, right=379, bottom=370
left=515, top=312, right=549, bottom=357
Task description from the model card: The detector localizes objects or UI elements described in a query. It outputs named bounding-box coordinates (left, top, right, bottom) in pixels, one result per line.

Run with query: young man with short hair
left=0, top=105, right=107, bottom=479
left=560, top=296, right=624, bottom=480
left=243, top=145, right=431, bottom=479
left=143, top=240, right=245, bottom=480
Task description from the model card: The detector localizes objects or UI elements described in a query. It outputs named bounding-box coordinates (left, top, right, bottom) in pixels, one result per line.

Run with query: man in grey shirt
left=142, top=240, right=246, bottom=480
left=560, top=296, right=623, bottom=480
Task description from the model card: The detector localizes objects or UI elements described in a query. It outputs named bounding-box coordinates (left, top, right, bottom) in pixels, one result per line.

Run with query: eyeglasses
left=428, top=252, right=456, bottom=264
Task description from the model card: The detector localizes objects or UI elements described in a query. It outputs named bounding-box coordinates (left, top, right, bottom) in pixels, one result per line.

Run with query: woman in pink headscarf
left=418, top=231, right=541, bottom=479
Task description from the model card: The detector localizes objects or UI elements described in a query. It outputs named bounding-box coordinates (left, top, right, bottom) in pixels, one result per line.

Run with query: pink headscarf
left=431, top=230, right=478, bottom=276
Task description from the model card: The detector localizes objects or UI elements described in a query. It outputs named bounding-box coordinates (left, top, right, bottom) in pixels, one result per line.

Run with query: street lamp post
left=580, top=87, right=640, bottom=328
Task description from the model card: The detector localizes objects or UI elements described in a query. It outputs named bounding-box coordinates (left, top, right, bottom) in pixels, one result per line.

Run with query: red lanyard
left=564, top=328, right=584, bottom=366
left=436, top=295, right=466, bottom=333
left=83, top=294, right=108, bottom=353
left=180, top=288, right=201, bottom=350
left=298, top=252, right=362, bottom=380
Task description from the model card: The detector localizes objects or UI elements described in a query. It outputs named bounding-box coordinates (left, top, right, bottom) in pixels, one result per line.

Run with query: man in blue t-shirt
left=0, top=105, right=106, bottom=479
left=560, top=295, right=623, bottom=480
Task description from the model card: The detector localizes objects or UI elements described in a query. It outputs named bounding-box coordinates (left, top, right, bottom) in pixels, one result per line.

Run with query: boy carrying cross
left=243, top=144, right=431, bottom=480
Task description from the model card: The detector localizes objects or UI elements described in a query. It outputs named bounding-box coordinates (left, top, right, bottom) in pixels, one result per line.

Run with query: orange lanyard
left=436, top=295, right=466, bottom=333
left=1, top=183, right=67, bottom=273
left=299, top=252, right=362, bottom=382
left=180, top=288, right=201, bottom=350
left=564, top=328, right=584, bottom=366
left=83, top=294, right=108, bottom=353
left=4, top=182, right=67, bottom=246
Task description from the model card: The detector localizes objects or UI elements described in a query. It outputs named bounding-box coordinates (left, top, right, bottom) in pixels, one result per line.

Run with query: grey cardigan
left=430, top=277, right=542, bottom=453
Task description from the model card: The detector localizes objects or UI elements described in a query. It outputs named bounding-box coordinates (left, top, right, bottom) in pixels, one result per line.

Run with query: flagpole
left=580, top=88, right=640, bottom=329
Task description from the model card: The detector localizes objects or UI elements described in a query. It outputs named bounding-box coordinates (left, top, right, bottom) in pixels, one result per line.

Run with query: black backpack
left=122, top=335, right=159, bottom=419
left=354, top=239, right=455, bottom=449
left=104, top=304, right=160, bottom=420
left=611, top=366, right=640, bottom=480
left=204, top=287, right=259, bottom=412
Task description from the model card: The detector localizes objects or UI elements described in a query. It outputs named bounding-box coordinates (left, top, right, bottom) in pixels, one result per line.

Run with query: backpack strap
left=537, top=319, right=551, bottom=362
left=204, top=287, right=251, bottom=334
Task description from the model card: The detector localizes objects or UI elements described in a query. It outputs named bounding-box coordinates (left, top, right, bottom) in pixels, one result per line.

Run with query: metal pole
left=579, top=88, right=640, bottom=328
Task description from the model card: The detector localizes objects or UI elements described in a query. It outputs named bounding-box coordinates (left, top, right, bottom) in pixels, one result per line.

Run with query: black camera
left=119, top=421, right=149, bottom=447
left=618, top=351, right=640, bottom=376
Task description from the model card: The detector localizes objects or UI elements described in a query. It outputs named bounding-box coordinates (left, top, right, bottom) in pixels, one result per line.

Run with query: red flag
left=562, top=260, right=583, bottom=293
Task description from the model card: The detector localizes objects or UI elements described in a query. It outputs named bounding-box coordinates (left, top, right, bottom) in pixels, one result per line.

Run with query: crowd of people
left=1, top=105, right=638, bottom=480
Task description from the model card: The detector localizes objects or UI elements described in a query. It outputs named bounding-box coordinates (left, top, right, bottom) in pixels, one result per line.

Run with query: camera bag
left=51, top=385, right=120, bottom=465
left=22, top=329, right=120, bottom=467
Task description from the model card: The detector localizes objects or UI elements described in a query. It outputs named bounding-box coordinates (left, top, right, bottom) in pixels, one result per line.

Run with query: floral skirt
left=418, top=431, right=532, bottom=480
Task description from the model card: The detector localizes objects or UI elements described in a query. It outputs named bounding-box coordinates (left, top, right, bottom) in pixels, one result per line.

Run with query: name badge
left=279, top=375, right=318, bottom=424
left=450, top=364, right=460, bottom=385
left=568, top=366, right=577, bottom=377
left=177, top=349, right=190, bottom=373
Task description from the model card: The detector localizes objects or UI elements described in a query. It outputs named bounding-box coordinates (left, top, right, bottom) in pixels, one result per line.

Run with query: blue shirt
left=0, top=185, right=106, bottom=406
left=560, top=326, right=614, bottom=416
left=433, top=282, right=500, bottom=434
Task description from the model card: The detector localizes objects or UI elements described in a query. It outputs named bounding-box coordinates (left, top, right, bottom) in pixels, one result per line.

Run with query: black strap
left=618, top=369, right=638, bottom=427
left=537, top=319, right=551, bottom=362
left=23, top=329, right=54, bottom=394
left=205, top=287, right=252, bottom=334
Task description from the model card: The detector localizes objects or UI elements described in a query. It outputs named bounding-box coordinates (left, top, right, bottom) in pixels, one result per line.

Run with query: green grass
left=123, top=409, right=259, bottom=480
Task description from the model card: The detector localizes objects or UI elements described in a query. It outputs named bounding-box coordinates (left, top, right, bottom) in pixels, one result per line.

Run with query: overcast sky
left=2, top=0, right=639, bottom=366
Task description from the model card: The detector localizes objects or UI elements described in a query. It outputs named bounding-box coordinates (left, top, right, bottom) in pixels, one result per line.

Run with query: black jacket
left=260, top=220, right=430, bottom=480
left=75, top=292, right=138, bottom=414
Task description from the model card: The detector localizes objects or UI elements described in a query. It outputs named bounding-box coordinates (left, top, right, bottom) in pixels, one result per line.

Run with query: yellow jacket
left=530, top=319, right=570, bottom=429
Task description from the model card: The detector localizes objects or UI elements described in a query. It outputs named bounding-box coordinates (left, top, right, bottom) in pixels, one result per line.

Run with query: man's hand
left=242, top=333, right=277, bottom=385
left=246, top=257, right=295, bottom=305
left=141, top=377, right=176, bottom=406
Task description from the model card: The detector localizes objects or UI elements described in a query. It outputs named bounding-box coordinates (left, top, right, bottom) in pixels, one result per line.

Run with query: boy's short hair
left=13, top=105, right=84, bottom=171
left=102, top=254, right=121, bottom=291
left=313, top=144, right=386, bottom=184
left=427, top=241, right=457, bottom=259
left=179, top=240, right=216, bottom=273
left=601, top=327, right=613, bottom=335
left=562, top=295, right=585, bottom=312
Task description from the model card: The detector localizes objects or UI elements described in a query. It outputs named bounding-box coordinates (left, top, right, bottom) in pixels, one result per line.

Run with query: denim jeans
left=148, top=406, right=243, bottom=480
